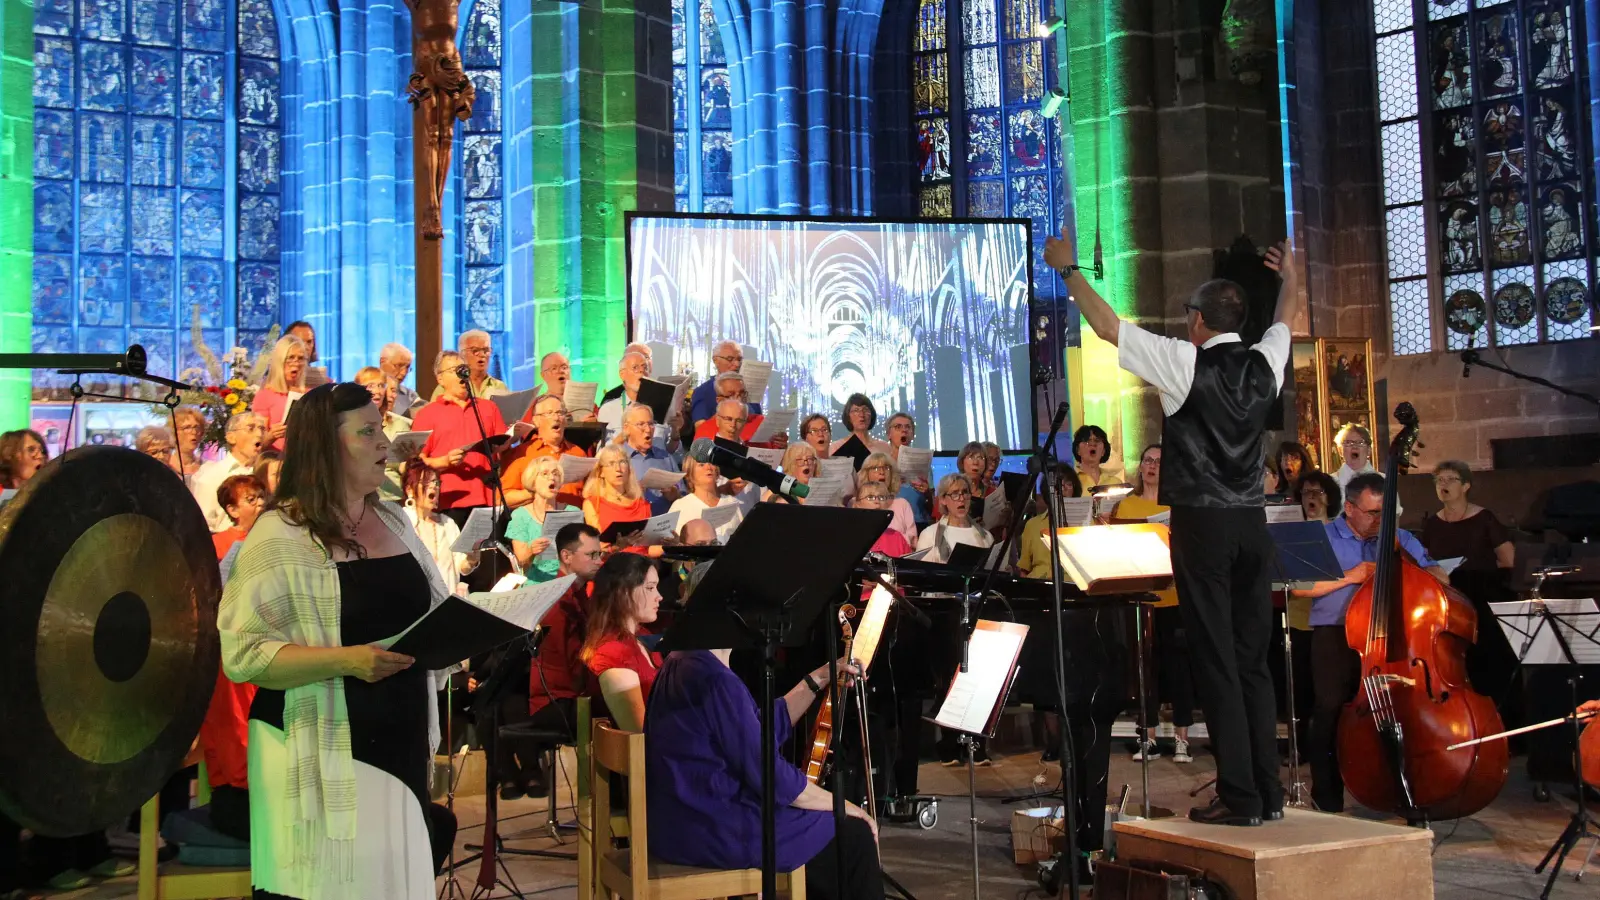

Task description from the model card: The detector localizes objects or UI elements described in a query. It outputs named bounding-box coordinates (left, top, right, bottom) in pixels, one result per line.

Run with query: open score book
left=1050, top=524, right=1175, bottom=595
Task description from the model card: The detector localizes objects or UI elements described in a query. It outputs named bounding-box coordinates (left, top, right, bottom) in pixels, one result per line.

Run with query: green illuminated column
left=1064, top=0, right=1160, bottom=466
left=529, top=0, right=672, bottom=385
left=0, top=0, right=33, bottom=429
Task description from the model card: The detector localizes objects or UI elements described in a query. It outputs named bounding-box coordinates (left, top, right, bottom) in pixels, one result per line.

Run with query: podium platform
left=1111, top=808, right=1432, bottom=900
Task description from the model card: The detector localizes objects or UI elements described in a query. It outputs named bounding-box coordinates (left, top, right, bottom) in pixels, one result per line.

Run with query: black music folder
left=833, top=434, right=872, bottom=471
left=636, top=377, right=677, bottom=425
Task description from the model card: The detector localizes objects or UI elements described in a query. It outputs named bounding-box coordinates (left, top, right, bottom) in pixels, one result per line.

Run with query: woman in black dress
left=219, top=382, right=456, bottom=900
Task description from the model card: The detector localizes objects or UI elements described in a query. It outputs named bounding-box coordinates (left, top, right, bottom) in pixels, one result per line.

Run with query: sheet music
left=901, top=548, right=931, bottom=561
left=1092, top=487, right=1132, bottom=520
left=561, top=381, right=598, bottom=415
left=806, top=466, right=852, bottom=507
left=1056, top=496, right=1094, bottom=527
left=451, top=506, right=496, bottom=553
left=740, top=360, right=774, bottom=405
left=639, top=511, right=681, bottom=544
left=1436, top=556, right=1465, bottom=575
left=1054, top=528, right=1173, bottom=590
left=506, top=420, right=533, bottom=442
left=750, top=407, right=796, bottom=442
left=699, top=502, right=742, bottom=536
left=534, top=510, right=584, bottom=560
left=1265, top=505, right=1306, bottom=524
left=559, top=454, right=597, bottom=485
left=467, top=575, right=577, bottom=630
left=639, top=468, right=685, bottom=492
left=660, top=377, right=691, bottom=425
left=1489, top=598, right=1600, bottom=665
left=490, top=388, right=538, bottom=424
left=1146, top=509, right=1171, bottom=524
left=746, top=446, right=785, bottom=469
left=283, top=390, right=304, bottom=420
left=933, top=624, right=1027, bottom=735
left=850, top=585, right=896, bottom=671
left=382, top=574, right=576, bottom=668
left=387, top=430, right=432, bottom=464
left=896, top=447, right=932, bottom=483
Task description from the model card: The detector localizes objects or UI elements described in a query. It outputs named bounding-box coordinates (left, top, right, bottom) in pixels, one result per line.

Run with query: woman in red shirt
left=200, top=472, right=268, bottom=841
left=582, top=444, right=657, bottom=555
left=580, top=554, right=662, bottom=730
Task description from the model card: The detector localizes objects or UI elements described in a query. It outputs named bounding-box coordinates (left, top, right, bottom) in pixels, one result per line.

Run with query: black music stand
left=1493, top=570, right=1600, bottom=900
left=660, top=503, right=889, bottom=900
left=1267, top=521, right=1340, bottom=808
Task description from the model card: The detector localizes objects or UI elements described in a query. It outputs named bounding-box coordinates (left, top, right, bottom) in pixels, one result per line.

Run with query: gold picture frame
left=1290, top=337, right=1375, bottom=473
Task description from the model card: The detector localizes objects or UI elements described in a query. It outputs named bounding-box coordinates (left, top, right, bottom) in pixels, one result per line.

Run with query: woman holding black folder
left=218, top=382, right=457, bottom=899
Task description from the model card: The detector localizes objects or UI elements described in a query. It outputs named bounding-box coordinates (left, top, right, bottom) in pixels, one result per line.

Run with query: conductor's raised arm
left=1044, top=235, right=1122, bottom=346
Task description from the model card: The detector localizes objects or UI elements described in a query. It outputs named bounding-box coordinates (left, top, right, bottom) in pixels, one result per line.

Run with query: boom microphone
left=455, top=363, right=473, bottom=384
left=688, top=438, right=810, bottom=501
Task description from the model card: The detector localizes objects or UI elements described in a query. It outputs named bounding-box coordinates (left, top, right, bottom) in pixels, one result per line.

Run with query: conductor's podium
left=1111, top=808, right=1433, bottom=900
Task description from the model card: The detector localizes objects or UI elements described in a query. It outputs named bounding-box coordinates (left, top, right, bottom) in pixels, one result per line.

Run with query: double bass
left=1336, top=403, right=1508, bottom=822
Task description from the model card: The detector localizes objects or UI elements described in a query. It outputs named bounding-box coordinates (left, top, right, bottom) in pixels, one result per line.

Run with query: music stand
left=660, top=503, right=889, bottom=900
left=1490, top=584, right=1600, bottom=900
left=1269, top=521, right=1341, bottom=807
left=931, top=619, right=1028, bottom=900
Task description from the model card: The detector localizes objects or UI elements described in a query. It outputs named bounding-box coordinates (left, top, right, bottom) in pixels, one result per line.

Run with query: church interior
left=1, top=0, right=1599, bottom=898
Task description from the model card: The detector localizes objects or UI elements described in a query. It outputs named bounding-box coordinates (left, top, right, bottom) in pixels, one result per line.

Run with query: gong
left=0, top=446, right=220, bottom=836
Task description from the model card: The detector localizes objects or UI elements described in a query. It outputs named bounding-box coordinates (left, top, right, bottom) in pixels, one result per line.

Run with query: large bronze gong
left=0, top=446, right=220, bottom=836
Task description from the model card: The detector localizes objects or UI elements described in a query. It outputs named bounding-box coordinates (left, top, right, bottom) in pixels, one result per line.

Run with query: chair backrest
left=591, top=720, right=648, bottom=879
left=576, top=696, right=593, bottom=800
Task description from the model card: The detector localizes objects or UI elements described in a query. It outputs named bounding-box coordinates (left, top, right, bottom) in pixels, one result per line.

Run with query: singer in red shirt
left=414, top=351, right=509, bottom=525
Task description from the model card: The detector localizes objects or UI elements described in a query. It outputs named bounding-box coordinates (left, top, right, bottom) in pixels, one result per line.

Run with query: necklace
left=345, top=501, right=369, bottom=538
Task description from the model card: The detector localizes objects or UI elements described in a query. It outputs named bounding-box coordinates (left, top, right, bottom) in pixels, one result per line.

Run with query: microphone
left=1047, top=400, right=1071, bottom=437
left=455, top=363, right=472, bottom=384
left=688, top=438, right=810, bottom=501
left=1092, top=232, right=1104, bottom=280
left=1460, top=349, right=1477, bottom=379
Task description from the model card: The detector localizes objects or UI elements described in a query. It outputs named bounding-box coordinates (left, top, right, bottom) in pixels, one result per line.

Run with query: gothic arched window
left=31, top=0, right=285, bottom=397
left=670, top=0, right=733, bottom=212
left=911, top=0, right=1068, bottom=309
left=461, top=0, right=507, bottom=345
left=1374, top=0, right=1595, bottom=355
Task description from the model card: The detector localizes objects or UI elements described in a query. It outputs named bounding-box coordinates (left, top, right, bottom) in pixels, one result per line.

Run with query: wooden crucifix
left=407, top=0, right=475, bottom=397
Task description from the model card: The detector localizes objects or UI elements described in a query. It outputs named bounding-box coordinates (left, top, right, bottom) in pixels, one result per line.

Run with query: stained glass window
left=1373, top=0, right=1595, bottom=355
left=911, top=0, right=1068, bottom=310
left=31, top=0, right=284, bottom=398
left=668, top=0, right=733, bottom=212
left=462, top=0, right=507, bottom=341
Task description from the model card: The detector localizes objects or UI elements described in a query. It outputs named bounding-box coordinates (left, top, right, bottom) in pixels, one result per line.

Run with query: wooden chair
left=591, top=720, right=805, bottom=900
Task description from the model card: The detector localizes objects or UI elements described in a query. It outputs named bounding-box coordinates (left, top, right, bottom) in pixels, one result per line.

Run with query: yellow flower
left=227, top=378, right=247, bottom=391
left=223, top=393, right=239, bottom=406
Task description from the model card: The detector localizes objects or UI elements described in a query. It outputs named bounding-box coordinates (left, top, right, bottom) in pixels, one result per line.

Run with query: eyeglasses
left=601, top=460, right=629, bottom=469
left=567, top=549, right=605, bottom=561
left=716, top=415, right=747, bottom=425
left=543, top=363, right=571, bottom=374
left=1434, top=476, right=1463, bottom=485
left=714, top=353, right=744, bottom=363
left=1183, top=303, right=1202, bottom=315
left=941, top=490, right=971, bottom=500
left=1350, top=504, right=1383, bottom=517
left=1301, top=488, right=1327, bottom=499
left=804, top=426, right=830, bottom=436
left=536, top=409, right=571, bottom=421
left=1342, top=438, right=1369, bottom=448
left=462, top=346, right=492, bottom=356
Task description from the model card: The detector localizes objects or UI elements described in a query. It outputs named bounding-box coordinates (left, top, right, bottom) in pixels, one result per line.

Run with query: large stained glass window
left=1373, top=0, right=1595, bottom=355
left=670, top=0, right=733, bottom=212
left=32, top=0, right=284, bottom=398
left=461, top=0, right=507, bottom=348
left=911, top=0, right=1068, bottom=317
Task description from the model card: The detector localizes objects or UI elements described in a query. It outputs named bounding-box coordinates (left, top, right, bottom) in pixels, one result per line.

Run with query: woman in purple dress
left=643, top=574, right=882, bottom=900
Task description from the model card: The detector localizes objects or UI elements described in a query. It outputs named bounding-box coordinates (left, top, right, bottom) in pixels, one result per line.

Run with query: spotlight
left=1041, top=87, right=1066, bottom=118
left=1035, top=15, right=1063, bottom=37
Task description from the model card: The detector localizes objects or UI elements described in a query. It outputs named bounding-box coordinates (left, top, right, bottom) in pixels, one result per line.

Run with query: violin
left=1336, top=403, right=1508, bottom=822
left=805, top=582, right=896, bottom=787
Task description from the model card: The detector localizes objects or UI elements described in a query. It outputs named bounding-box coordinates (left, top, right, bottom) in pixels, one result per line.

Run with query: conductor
left=1044, top=236, right=1297, bottom=826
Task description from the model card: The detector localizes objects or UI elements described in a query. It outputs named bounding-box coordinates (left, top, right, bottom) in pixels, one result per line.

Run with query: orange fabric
left=212, top=527, right=247, bottom=559
left=503, top=437, right=589, bottom=499
left=589, top=494, right=653, bottom=555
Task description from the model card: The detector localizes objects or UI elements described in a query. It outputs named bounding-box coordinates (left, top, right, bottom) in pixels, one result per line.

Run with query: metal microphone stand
left=1459, top=350, right=1600, bottom=413
left=974, top=397, right=1082, bottom=898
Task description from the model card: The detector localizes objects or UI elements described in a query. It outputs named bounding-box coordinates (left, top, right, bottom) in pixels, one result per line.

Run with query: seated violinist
left=1291, top=473, right=1447, bottom=812
left=645, top=563, right=881, bottom=900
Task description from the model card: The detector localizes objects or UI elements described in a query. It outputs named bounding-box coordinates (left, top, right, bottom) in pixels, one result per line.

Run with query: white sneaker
left=1131, top=741, right=1159, bottom=761
left=1173, top=739, right=1193, bottom=763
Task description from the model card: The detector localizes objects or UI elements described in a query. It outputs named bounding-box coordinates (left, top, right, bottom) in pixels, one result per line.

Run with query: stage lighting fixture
left=1041, top=87, right=1066, bottom=118
left=1035, top=15, right=1063, bottom=37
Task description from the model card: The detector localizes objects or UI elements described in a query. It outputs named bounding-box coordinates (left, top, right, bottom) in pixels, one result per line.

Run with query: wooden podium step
left=1110, top=808, right=1432, bottom=900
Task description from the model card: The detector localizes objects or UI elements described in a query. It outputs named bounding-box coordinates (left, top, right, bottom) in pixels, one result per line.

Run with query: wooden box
left=1111, top=809, right=1432, bottom=900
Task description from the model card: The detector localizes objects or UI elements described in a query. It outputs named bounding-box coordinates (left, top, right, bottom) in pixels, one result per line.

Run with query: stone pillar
left=0, top=0, right=32, bottom=428
left=1067, top=0, right=1285, bottom=466
left=529, top=0, right=672, bottom=385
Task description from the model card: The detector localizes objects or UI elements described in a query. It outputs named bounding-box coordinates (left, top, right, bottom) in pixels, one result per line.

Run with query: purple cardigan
left=644, top=650, right=833, bottom=871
